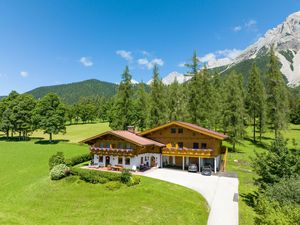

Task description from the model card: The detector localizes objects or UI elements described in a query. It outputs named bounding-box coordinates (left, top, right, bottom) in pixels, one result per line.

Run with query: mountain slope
left=215, top=11, right=300, bottom=85
left=147, top=71, right=191, bottom=85
left=26, top=79, right=118, bottom=104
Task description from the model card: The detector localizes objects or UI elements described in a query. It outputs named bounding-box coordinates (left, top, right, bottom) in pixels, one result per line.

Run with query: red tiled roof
left=80, top=130, right=165, bottom=147
left=111, top=130, right=165, bottom=147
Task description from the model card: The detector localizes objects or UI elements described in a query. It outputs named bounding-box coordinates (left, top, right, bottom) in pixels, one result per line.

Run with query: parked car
left=188, top=164, right=198, bottom=172
left=201, top=165, right=212, bottom=176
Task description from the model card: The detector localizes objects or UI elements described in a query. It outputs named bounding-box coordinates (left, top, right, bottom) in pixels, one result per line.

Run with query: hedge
left=50, top=164, right=70, bottom=180
left=65, top=153, right=92, bottom=167
left=71, top=167, right=121, bottom=184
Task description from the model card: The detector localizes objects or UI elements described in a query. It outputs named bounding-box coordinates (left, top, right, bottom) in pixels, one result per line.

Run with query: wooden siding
left=143, top=124, right=222, bottom=156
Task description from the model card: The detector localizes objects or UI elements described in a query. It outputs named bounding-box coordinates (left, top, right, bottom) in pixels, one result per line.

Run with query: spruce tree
left=109, top=66, right=135, bottom=130
left=134, top=82, right=148, bottom=131
left=266, top=47, right=289, bottom=138
left=166, top=78, right=187, bottom=121
left=222, top=71, right=246, bottom=151
left=148, top=64, right=167, bottom=128
left=247, top=62, right=267, bottom=142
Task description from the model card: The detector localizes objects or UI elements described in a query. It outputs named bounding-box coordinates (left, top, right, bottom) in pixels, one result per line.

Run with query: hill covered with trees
left=26, top=79, right=118, bottom=104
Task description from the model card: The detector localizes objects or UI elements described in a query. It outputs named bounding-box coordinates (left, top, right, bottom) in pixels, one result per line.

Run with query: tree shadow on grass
left=0, top=136, right=44, bottom=142
left=244, top=137, right=270, bottom=149
left=240, top=191, right=259, bottom=208
left=34, top=139, right=69, bottom=145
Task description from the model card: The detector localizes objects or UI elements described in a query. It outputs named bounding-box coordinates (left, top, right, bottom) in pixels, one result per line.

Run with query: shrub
left=127, top=176, right=141, bottom=187
left=65, top=153, right=92, bottom=166
left=104, top=181, right=122, bottom=191
left=49, top=152, right=65, bottom=170
left=71, top=167, right=121, bottom=184
left=50, top=164, right=70, bottom=180
left=120, top=169, right=132, bottom=184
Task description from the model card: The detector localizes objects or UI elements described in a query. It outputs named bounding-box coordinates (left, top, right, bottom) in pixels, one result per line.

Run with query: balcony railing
left=162, top=147, right=216, bottom=157
left=90, top=146, right=134, bottom=156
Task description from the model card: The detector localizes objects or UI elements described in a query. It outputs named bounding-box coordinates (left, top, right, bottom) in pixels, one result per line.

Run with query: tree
left=222, top=71, right=246, bottom=151
left=247, top=62, right=267, bottom=142
left=109, top=66, right=135, bottom=130
left=12, top=94, right=36, bottom=140
left=185, top=50, right=200, bottom=76
left=133, top=82, right=149, bottom=131
left=166, top=78, right=187, bottom=121
left=252, top=136, right=300, bottom=189
left=33, top=93, right=66, bottom=142
left=266, top=46, right=289, bottom=138
left=148, top=64, right=167, bottom=128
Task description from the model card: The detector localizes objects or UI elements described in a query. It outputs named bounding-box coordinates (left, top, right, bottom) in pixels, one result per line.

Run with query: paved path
left=143, top=168, right=238, bottom=225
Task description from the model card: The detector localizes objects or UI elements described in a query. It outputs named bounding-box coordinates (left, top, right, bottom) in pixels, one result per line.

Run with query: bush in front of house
left=50, top=164, right=70, bottom=180
left=49, top=152, right=65, bottom=170
left=65, top=153, right=92, bottom=166
left=104, top=181, right=122, bottom=191
left=120, top=169, right=132, bottom=184
left=71, top=167, right=121, bottom=183
left=126, top=176, right=141, bottom=187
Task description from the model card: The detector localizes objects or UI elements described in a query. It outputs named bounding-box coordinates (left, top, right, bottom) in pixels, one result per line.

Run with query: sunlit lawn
left=0, top=124, right=209, bottom=225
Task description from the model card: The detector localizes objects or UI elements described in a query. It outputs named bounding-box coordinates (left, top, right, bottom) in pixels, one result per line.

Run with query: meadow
left=0, top=123, right=208, bottom=225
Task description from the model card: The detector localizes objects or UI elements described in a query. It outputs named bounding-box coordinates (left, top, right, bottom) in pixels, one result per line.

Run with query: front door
left=151, top=156, right=156, bottom=167
left=105, top=156, right=110, bottom=165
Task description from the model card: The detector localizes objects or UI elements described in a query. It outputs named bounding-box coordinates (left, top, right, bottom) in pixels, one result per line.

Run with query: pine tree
left=222, top=71, right=246, bottom=151
left=166, top=78, right=187, bottom=121
left=211, top=72, right=223, bottom=130
left=133, top=82, right=148, bottom=131
left=148, top=64, right=167, bottom=128
left=247, top=62, right=267, bottom=142
left=109, top=66, right=134, bottom=130
left=266, top=47, right=289, bottom=138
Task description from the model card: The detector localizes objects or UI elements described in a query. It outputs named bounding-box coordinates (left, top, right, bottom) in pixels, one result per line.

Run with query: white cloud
left=137, top=57, right=164, bottom=69
left=79, top=57, right=93, bottom=67
left=20, top=71, right=29, bottom=77
left=178, top=62, right=186, bottom=67
left=245, top=19, right=258, bottom=31
left=116, top=50, right=133, bottom=61
left=233, top=26, right=242, bottom=32
left=199, top=49, right=242, bottom=68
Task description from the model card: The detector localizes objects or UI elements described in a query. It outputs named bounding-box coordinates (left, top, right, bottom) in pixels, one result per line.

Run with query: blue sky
left=0, top=0, right=299, bottom=95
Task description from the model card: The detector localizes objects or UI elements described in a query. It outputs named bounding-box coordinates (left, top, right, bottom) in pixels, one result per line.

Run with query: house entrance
left=150, top=156, right=156, bottom=167
left=105, top=156, right=110, bottom=165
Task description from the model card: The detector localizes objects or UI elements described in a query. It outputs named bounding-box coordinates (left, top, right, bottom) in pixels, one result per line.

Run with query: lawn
left=31, top=122, right=111, bottom=143
left=0, top=128, right=209, bottom=225
left=225, top=124, right=300, bottom=225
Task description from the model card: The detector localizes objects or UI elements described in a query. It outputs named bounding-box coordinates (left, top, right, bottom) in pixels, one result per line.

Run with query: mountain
left=26, top=79, right=118, bottom=104
left=147, top=71, right=190, bottom=85
left=215, top=11, right=300, bottom=85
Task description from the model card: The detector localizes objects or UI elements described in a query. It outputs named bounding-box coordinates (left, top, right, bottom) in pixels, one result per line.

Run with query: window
left=178, top=142, right=183, bottom=149
left=118, top=157, right=123, bottom=165
left=171, top=128, right=176, bottom=133
left=171, top=142, right=176, bottom=148
left=118, top=143, right=123, bottom=149
left=125, top=158, right=130, bottom=165
left=178, top=128, right=183, bottom=133
left=126, top=143, right=132, bottom=149
left=100, top=143, right=104, bottom=148
left=99, top=156, right=103, bottom=162
left=201, top=143, right=207, bottom=149
left=106, top=143, right=110, bottom=148
left=193, top=143, right=199, bottom=149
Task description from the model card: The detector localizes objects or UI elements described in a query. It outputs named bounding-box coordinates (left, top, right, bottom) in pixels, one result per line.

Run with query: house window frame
left=193, top=142, right=199, bottom=149
left=99, top=156, right=103, bottom=162
left=125, top=157, right=131, bottom=165
left=171, top=128, right=176, bottom=134
left=178, top=142, right=184, bottom=149
left=201, top=143, right=207, bottom=149
left=178, top=128, right=183, bottom=134
left=118, top=157, right=123, bottom=165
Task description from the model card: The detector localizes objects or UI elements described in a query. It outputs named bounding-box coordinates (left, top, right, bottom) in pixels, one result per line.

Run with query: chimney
left=127, top=126, right=135, bottom=133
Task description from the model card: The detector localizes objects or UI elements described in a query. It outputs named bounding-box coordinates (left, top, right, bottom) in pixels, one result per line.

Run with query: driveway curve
left=143, top=168, right=238, bottom=225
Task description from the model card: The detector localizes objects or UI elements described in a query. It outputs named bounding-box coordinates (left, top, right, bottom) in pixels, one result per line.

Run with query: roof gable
left=139, top=121, right=228, bottom=140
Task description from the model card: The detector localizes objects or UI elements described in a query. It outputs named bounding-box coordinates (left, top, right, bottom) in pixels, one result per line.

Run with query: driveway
left=143, top=168, right=238, bottom=225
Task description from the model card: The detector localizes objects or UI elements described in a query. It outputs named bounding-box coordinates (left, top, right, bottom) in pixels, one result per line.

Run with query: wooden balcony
left=162, top=147, right=217, bottom=158
left=90, top=146, right=134, bottom=157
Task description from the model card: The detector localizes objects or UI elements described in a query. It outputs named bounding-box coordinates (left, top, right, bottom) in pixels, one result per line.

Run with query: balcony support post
left=214, top=157, right=217, bottom=173
left=182, top=156, right=185, bottom=170
left=198, top=157, right=201, bottom=172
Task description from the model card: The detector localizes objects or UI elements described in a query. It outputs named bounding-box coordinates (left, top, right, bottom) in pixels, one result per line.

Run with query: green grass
left=31, top=122, right=111, bottom=143
left=226, top=124, right=300, bottom=225
left=0, top=125, right=209, bottom=225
